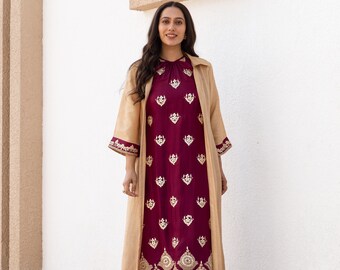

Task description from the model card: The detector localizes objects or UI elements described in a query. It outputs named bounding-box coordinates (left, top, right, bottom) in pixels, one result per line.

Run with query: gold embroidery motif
left=170, top=196, right=178, bottom=207
left=139, top=253, right=152, bottom=270
left=184, top=93, right=195, bottom=104
left=109, top=140, right=138, bottom=154
left=158, top=248, right=175, bottom=270
left=156, top=67, right=165, bottom=75
left=183, top=68, right=192, bottom=77
left=197, top=197, right=207, bottom=208
left=198, top=113, right=204, bottom=124
left=198, top=236, right=207, bottom=247
left=146, top=155, right=153, bottom=167
left=169, top=79, right=181, bottom=89
left=155, top=95, right=167, bottom=106
left=155, top=135, right=166, bottom=146
left=172, top=237, right=179, bottom=248
left=197, top=154, right=206, bottom=165
left=183, top=215, right=194, bottom=226
left=182, top=174, right=193, bottom=185
left=178, top=246, right=198, bottom=269
left=217, top=140, right=232, bottom=155
left=169, top=113, right=180, bottom=124
left=159, top=218, right=168, bottom=230
left=183, top=135, right=194, bottom=146
left=148, top=238, right=159, bottom=249
left=146, top=199, right=155, bottom=210
left=205, top=254, right=213, bottom=270
left=147, top=116, right=153, bottom=126
left=197, top=261, right=207, bottom=270
left=155, top=176, right=166, bottom=187
left=169, top=154, right=178, bottom=165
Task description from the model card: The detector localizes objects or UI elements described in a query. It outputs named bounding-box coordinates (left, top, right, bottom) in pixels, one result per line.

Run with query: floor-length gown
left=139, top=55, right=213, bottom=270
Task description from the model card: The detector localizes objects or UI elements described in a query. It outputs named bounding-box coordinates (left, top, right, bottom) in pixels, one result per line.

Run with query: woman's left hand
left=221, top=171, right=228, bottom=195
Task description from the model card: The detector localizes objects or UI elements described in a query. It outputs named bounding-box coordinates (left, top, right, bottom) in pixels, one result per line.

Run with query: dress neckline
left=159, top=55, right=186, bottom=63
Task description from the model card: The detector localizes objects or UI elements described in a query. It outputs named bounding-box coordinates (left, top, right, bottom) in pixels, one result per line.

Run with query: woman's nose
left=168, top=23, right=175, bottom=31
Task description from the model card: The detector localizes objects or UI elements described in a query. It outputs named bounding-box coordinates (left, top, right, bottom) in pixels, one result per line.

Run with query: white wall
left=43, top=0, right=340, bottom=269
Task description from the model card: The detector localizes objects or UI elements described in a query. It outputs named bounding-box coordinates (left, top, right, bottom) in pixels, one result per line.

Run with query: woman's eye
left=162, top=20, right=169, bottom=24
left=175, top=21, right=183, bottom=25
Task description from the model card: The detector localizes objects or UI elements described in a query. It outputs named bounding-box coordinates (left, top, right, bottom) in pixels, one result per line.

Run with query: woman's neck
left=160, top=46, right=183, bottom=62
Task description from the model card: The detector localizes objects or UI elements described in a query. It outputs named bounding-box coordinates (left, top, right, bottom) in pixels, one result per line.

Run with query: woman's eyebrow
left=160, top=16, right=184, bottom=20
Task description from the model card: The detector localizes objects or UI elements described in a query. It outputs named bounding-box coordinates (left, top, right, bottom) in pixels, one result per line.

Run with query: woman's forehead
left=160, top=7, right=185, bottom=19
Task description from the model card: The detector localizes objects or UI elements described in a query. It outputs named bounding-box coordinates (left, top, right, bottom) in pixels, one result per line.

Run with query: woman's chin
left=161, top=41, right=183, bottom=48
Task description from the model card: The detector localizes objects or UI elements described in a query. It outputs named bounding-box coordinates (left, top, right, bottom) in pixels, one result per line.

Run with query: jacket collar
left=185, top=53, right=210, bottom=67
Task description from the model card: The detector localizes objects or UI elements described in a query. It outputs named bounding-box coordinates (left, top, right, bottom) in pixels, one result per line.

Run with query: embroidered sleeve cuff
left=108, top=137, right=140, bottom=157
left=216, top=137, right=232, bottom=156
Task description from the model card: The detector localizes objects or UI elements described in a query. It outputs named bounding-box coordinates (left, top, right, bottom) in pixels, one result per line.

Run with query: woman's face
left=158, top=7, right=186, bottom=48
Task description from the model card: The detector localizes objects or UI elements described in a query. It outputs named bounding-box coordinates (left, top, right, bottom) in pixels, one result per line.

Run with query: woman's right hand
left=122, top=169, right=138, bottom=197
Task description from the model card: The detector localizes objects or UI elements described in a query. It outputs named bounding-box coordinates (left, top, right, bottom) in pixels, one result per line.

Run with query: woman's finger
left=122, top=180, right=136, bottom=197
left=130, top=178, right=138, bottom=196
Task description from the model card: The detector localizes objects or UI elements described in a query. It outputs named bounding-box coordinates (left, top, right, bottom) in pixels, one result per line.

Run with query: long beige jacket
left=109, top=53, right=232, bottom=270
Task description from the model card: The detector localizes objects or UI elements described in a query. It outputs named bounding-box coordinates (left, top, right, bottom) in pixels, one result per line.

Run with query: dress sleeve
left=108, top=66, right=141, bottom=157
left=208, top=64, right=232, bottom=156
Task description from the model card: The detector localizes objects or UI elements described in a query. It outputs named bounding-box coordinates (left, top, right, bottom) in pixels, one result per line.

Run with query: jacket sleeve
left=108, top=66, right=140, bottom=157
left=208, top=64, right=232, bottom=155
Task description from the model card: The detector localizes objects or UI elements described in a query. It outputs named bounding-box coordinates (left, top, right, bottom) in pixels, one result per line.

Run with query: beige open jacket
left=109, top=53, right=232, bottom=270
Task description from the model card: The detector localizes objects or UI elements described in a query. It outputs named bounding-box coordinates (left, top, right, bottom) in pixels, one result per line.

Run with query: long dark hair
left=130, top=1, right=198, bottom=102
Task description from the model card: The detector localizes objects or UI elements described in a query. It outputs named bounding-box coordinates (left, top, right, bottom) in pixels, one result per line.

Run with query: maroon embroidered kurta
left=108, top=53, right=232, bottom=270
left=139, top=56, right=212, bottom=269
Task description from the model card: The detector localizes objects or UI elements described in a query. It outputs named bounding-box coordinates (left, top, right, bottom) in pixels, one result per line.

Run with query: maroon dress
left=139, top=56, right=212, bottom=270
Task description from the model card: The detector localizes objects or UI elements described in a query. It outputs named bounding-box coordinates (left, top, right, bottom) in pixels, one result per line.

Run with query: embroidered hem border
left=140, top=248, right=213, bottom=270
left=108, top=137, right=140, bottom=156
left=216, top=137, right=232, bottom=156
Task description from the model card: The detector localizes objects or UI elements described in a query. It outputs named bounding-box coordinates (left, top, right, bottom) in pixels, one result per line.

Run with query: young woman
left=108, top=2, right=232, bottom=269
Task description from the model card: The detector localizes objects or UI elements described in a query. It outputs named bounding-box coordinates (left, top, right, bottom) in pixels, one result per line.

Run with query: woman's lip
left=166, top=34, right=177, bottom=37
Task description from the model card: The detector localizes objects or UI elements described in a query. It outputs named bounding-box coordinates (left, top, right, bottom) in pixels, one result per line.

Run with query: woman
left=108, top=2, right=232, bottom=269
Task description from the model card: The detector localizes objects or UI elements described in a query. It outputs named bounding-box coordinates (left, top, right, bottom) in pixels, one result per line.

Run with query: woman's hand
left=218, top=155, right=228, bottom=195
left=123, top=155, right=138, bottom=197
left=122, top=169, right=138, bottom=197
left=221, top=170, right=228, bottom=195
